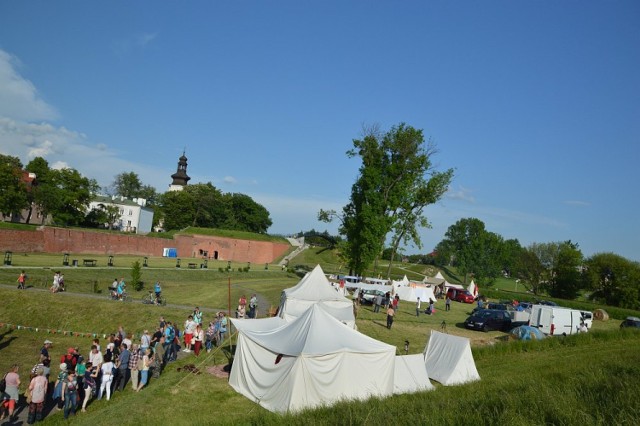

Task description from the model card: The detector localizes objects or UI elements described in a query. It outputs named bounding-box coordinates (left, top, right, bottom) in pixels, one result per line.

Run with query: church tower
left=168, top=151, right=191, bottom=191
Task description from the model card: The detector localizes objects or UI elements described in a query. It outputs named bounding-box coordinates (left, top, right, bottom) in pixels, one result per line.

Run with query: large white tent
left=278, top=264, right=356, bottom=328
left=423, top=331, right=480, bottom=386
left=395, top=286, right=437, bottom=303
left=393, top=354, right=434, bottom=394
left=229, top=304, right=396, bottom=413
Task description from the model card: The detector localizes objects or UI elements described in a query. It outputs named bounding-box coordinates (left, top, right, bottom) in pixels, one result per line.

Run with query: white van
left=529, top=305, right=584, bottom=336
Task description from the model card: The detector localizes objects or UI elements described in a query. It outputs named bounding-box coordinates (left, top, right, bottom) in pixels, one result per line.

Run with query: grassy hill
left=1, top=253, right=640, bottom=425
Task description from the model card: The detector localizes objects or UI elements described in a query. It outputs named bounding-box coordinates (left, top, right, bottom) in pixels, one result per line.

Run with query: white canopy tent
left=423, top=331, right=480, bottom=386
left=393, top=354, right=434, bottom=394
left=395, top=286, right=437, bottom=303
left=229, top=304, right=396, bottom=413
left=278, top=264, right=356, bottom=328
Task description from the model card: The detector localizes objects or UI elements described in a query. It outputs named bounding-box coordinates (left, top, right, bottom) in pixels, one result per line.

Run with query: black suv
left=464, top=309, right=512, bottom=332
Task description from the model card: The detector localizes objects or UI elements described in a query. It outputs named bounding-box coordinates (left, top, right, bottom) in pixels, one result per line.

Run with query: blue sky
left=1, top=1, right=639, bottom=261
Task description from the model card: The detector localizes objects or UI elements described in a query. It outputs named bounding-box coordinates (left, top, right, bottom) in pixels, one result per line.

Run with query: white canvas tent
left=229, top=304, right=396, bottom=413
left=395, top=286, right=437, bottom=303
left=278, top=265, right=356, bottom=328
left=393, top=354, right=434, bottom=394
left=424, top=331, right=480, bottom=386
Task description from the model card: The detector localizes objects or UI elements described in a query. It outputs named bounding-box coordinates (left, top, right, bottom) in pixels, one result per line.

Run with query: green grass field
left=1, top=249, right=639, bottom=425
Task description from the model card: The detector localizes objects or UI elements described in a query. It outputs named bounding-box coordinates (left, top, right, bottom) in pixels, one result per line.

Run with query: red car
left=447, top=288, right=475, bottom=304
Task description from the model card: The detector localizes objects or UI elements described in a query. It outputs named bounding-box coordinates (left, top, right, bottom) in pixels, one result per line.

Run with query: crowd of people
left=0, top=306, right=232, bottom=423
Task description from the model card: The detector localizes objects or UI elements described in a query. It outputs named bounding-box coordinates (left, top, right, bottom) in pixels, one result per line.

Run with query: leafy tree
left=159, top=189, right=196, bottom=230
left=583, top=253, right=640, bottom=309
left=158, top=183, right=271, bottom=233
left=548, top=241, right=583, bottom=299
left=131, top=260, right=144, bottom=291
left=385, top=167, right=454, bottom=276
left=513, top=247, right=546, bottom=295
left=25, top=157, right=57, bottom=224
left=223, top=193, right=272, bottom=233
left=50, top=168, right=99, bottom=226
left=110, top=172, right=158, bottom=205
left=0, top=154, right=29, bottom=219
left=320, top=123, right=453, bottom=276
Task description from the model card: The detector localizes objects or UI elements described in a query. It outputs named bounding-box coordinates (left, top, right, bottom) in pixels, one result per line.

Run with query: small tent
left=278, top=264, right=356, bottom=328
left=424, top=331, right=480, bottom=386
left=229, top=304, right=396, bottom=413
left=393, top=354, right=434, bottom=394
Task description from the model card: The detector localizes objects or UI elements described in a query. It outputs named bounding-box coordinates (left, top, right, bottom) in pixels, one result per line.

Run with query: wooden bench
left=83, top=259, right=97, bottom=267
left=188, top=263, right=197, bottom=269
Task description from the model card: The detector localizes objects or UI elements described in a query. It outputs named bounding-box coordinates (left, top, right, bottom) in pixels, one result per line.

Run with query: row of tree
left=0, top=155, right=272, bottom=234
left=434, top=217, right=640, bottom=309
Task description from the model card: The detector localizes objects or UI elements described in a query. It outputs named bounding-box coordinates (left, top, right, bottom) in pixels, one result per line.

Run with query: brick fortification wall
left=0, top=228, right=290, bottom=264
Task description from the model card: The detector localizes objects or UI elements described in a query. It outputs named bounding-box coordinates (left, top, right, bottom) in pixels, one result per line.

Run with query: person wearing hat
left=27, top=366, right=48, bottom=423
left=40, top=340, right=52, bottom=364
left=52, top=363, right=68, bottom=409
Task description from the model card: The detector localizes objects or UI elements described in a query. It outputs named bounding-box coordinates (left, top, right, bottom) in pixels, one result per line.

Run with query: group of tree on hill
left=0, top=154, right=272, bottom=234
left=432, top=217, right=640, bottom=309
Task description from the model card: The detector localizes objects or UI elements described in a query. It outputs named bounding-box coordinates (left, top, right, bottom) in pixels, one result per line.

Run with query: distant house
left=88, top=196, right=154, bottom=234
left=1, top=171, right=50, bottom=225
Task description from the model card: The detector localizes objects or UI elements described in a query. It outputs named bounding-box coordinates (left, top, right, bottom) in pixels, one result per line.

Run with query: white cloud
left=0, top=49, right=58, bottom=122
left=446, top=185, right=475, bottom=203
left=137, top=33, right=158, bottom=47
left=223, top=176, right=237, bottom=184
left=112, top=32, right=158, bottom=56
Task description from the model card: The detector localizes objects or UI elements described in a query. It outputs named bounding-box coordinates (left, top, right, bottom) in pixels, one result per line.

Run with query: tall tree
left=110, top=172, right=158, bottom=205
left=50, top=168, right=99, bottom=226
left=320, top=123, right=453, bottom=276
left=513, top=247, right=546, bottom=295
left=224, top=193, right=272, bottom=233
left=25, top=157, right=52, bottom=224
left=0, top=154, right=29, bottom=220
left=548, top=241, right=583, bottom=299
left=583, top=253, right=640, bottom=309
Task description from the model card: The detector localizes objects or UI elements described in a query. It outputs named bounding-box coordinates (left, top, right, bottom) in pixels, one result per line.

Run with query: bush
left=131, top=260, right=144, bottom=291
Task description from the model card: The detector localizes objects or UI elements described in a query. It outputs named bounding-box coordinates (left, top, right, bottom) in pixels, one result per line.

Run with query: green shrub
left=131, top=260, right=144, bottom=291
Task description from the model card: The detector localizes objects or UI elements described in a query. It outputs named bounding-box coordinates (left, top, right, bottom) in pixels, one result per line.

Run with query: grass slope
left=1, top=253, right=640, bottom=425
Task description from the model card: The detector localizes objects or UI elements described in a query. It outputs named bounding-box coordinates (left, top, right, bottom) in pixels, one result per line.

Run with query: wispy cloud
left=446, top=185, right=475, bottom=203
left=137, top=33, right=158, bottom=47
left=0, top=49, right=58, bottom=121
left=112, top=32, right=158, bottom=56
left=564, top=200, right=590, bottom=207
left=223, top=176, right=237, bottom=184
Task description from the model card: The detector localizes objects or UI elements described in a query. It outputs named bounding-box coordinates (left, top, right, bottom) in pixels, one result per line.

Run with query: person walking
left=1, top=364, right=21, bottom=422
left=445, top=296, right=451, bottom=311
left=386, top=306, right=395, bottom=329
left=374, top=294, right=383, bottom=313
left=27, top=366, right=48, bottom=424
left=17, top=270, right=27, bottom=289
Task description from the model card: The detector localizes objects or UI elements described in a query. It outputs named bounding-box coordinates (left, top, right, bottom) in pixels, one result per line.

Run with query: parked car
left=620, top=316, right=640, bottom=329
left=358, top=289, right=386, bottom=305
left=447, top=288, right=475, bottom=303
left=464, top=309, right=513, bottom=332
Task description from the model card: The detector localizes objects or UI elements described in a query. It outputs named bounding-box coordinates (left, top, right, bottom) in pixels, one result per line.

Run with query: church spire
left=168, top=151, right=191, bottom=191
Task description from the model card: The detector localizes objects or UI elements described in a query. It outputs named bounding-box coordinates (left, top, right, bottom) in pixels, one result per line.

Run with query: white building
left=88, top=196, right=154, bottom=234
